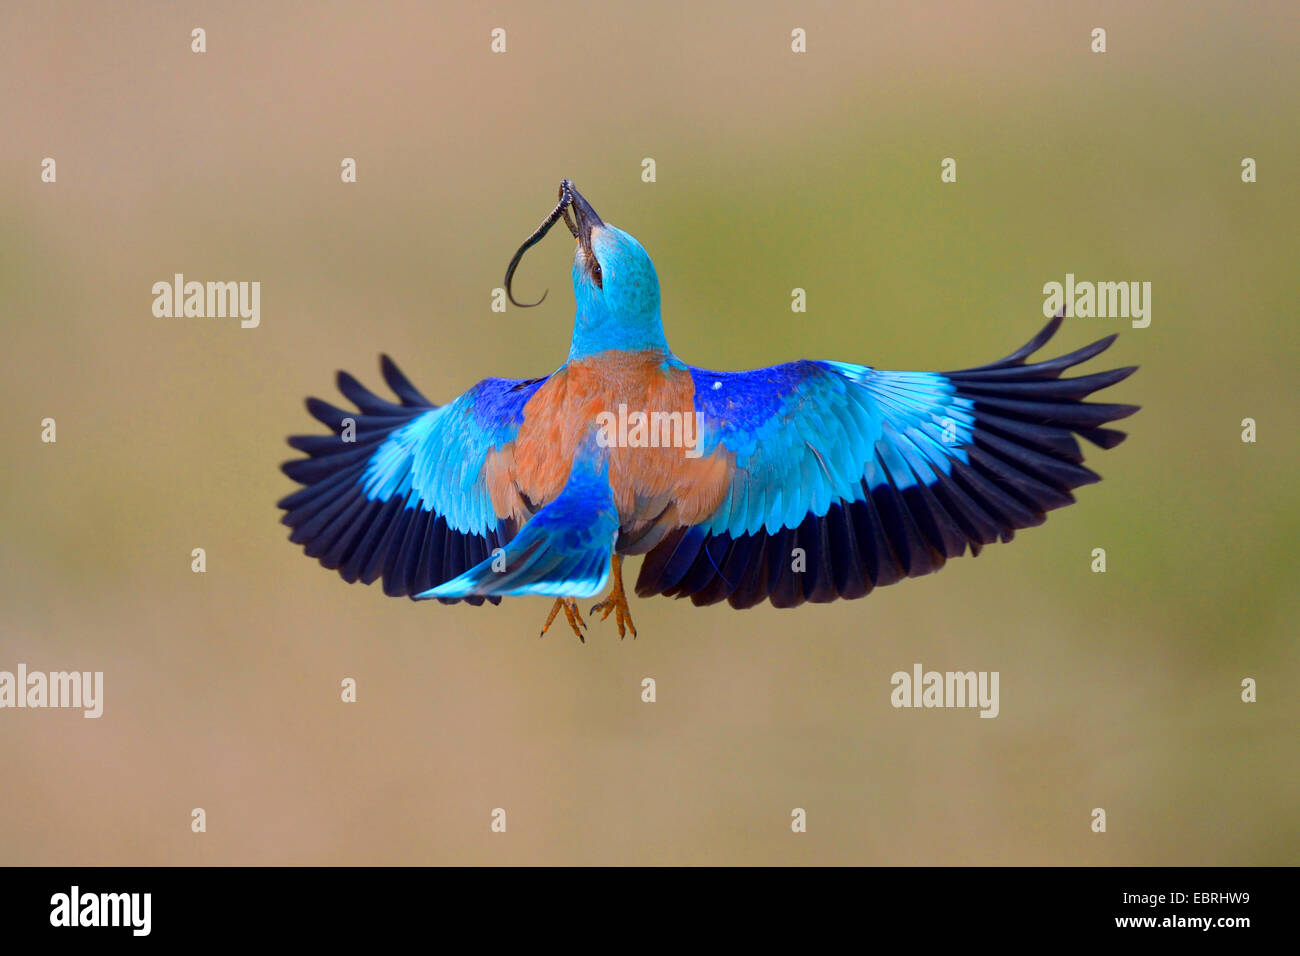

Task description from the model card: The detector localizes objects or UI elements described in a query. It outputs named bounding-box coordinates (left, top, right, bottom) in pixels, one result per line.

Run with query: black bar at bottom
left=0, top=866, right=1284, bottom=941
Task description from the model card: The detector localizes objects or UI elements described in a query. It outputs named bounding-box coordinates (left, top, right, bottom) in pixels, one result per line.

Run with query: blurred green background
left=1, top=0, right=1296, bottom=865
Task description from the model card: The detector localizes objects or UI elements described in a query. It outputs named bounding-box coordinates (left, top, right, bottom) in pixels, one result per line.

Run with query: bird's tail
left=418, top=431, right=619, bottom=600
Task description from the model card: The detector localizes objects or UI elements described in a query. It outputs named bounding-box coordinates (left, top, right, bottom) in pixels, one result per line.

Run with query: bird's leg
left=590, top=555, right=638, bottom=639
left=540, top=598, right=587, bottom=642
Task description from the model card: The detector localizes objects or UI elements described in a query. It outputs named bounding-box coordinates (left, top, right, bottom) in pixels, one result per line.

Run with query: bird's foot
left=540, top=598, right=587, bottom=642
left=589, top=556, right=638, bottom=639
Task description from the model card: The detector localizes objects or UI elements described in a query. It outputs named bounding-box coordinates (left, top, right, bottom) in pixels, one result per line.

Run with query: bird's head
left=566, top=184, right=660, bottom=324
left=505, top=180, right=665, bottom=358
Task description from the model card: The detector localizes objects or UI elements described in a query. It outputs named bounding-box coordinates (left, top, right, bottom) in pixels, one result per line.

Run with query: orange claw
left=540, top=597, right=588, bottom=642
left=589, top=555, right=638, bottom=639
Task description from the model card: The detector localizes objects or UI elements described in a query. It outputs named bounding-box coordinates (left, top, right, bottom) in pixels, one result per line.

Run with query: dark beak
left=502, top=179, right=605, bottom=308
left=561, top=179, right=603, bottom=255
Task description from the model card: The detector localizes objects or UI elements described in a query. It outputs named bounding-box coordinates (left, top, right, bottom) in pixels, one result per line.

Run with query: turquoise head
left=504, top=180, right=668, bottom=361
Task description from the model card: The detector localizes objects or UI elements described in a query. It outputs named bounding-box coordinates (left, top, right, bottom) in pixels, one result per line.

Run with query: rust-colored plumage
left=488, top=351, right=733, bottom=554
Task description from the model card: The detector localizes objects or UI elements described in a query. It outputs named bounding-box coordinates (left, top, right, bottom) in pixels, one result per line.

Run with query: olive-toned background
left=2, top=1, right=1296, bottom=865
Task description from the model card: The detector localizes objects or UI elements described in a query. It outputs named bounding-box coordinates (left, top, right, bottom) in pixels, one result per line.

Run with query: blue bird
left=280, top=180, right=1138, bottom=639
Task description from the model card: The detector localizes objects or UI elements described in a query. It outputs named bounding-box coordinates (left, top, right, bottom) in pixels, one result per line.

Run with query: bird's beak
left=561, top=179, right=603, bottom=258
left=502, top=179, right=607, bottom=308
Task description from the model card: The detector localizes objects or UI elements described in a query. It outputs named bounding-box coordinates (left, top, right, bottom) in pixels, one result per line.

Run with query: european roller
left=279, top=180, right=1137, bottom=640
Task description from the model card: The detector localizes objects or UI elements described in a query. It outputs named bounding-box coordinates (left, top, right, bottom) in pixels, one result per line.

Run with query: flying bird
left=279, top=180, right=1137, bottom=640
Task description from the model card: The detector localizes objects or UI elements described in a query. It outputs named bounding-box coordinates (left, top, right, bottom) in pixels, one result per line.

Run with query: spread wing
left=278, top=357, right=547, bottom=604
left=636, top=317, right=1138, bottom=608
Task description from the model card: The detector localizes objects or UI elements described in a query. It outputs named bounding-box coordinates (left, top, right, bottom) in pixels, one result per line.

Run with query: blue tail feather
left=419, top=435, right=618, bottom=600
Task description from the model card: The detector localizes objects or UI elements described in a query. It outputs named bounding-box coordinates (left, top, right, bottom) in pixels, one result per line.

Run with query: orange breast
left=487, top=353, right=733, bottom=542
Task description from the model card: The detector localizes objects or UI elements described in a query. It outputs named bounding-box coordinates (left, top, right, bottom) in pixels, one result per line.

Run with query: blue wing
left=636, top=317, right=1138, bottom=608
left=278, top=357, right=547, bottom=604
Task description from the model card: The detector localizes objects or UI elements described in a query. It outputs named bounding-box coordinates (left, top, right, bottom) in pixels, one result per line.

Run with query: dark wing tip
left=380, top=354, right=433, bottom=407
left=1007, top=314, right=1065, bottom=364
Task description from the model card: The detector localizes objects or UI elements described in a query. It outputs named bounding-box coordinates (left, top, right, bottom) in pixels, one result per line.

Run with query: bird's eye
left=590, top=259, right=603, bottom=289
